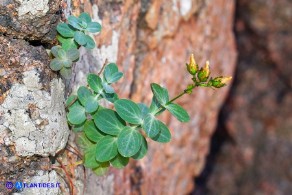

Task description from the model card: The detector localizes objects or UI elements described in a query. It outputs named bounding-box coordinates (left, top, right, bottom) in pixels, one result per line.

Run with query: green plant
left=49, top=12, right=232, bottom=176
left=50, top=13, right=101, bottom=78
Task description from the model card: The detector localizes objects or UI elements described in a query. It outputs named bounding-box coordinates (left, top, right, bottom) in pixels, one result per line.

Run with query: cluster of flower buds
left=186, top=54, right=232, bottom=88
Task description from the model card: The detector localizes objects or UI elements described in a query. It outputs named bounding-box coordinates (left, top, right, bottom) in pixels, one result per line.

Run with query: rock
left=0, top=37, right=69, bottom=193
left=0, top=0, right=60, bottom=42
left=202, top=0, right=292, bottom=194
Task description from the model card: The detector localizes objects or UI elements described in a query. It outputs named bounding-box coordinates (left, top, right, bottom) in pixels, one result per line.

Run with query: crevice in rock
left=191, top=92, right=235, bottom=195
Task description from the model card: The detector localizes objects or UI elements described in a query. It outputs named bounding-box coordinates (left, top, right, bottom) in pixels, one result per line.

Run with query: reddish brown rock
left=200, top=0, right=292, bottom=194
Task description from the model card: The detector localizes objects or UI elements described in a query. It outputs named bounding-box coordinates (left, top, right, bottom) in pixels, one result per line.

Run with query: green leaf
left=68, top=15, right=83, bottom=30
left=138, top=103, right=150, bottom=118
left=93, top=162, right=110, bottom=176
left=57, top=23, right=75, bottom=38
left=150, top=83, right=169, bottom=106
left=165, top=103, right=190, bottom=122
left=114, top=99, right=143, bottom=124
left=152, top=121, right=171, bottom=143
left=117, top=126, right=143, bottom=157
left=76, top=132, right=95, bottom=151
left=102, top=82, right=115, bottom=93
left=110, top=153, right=129, bottom=169
left=77, top=86, right=92, bottom=106
left=60, top=67, right=72, bottom=79
left=57, top=35, right=78, bottom=51
left=67, top=104, right=86, bottom=125
left=84, top=144, right=99, bottom=168
left=66, top=48, right=79, bottom=61
left=51, top=46, right=62, bottom=57
left=84, top=120, right=105, bottom=143
left=84, top=95, right=99, bottom=113
left=142, top=113, right=160, bottom=138
left=102, top=92, right=119, bottom=103
left=57, top=49, right=67, bottom=59
left=132, top=136, right=148, bottom=159
left=50, top=58, right=63, bottom=71
left=66, top=95, right=77, bottom=107
left=104, top=63, right=118, bottom=82
left=95, top=136, right=118, bottom=162
left=93, top=109, right=126, bottom=136
left=74, top=31, right=87, bottom=45
left=87, top=74, right=103, bottom=93
left=72, top=122, right=85, bottom=132
left=79, top=12, right=91, bottom=24
left=84, top=35, right=96, bottom=49
left=86, top=22, right=102, bottom=33
left=107, top=72, right=123, bottom=83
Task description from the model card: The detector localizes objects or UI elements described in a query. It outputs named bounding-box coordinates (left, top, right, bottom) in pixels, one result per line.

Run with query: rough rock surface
left=70, top=0, right=236, bottom=194
left=0, top=21, right=69, bottom=195
left=0, top=0, right=60, bottom=42
left=199, top=0, right=292, bottom=194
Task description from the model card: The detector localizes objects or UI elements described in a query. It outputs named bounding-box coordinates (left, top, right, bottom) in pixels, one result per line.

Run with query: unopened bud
left=186, top=54, right=199, bottom=75
left=210, top=76, right=232, bottom=88
left=198, top=61, right=210, bottom=82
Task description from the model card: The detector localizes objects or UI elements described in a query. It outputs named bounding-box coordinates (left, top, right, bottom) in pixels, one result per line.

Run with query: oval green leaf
left=114, top=99, right=143, bottom=125
left=84, top=120, right=105, bottom=143
left=77, top=86, right=92, bottom=106
left=79, top=12, right=91, bottom=24
left=51, top=46, right=62, bottom=58
left=84, top=35, right=96, bottom=49
left=87, top=74, right=103, bottom=93
left=117, top=127, right=143, bottom=157
left=65, top=95, right=77, bottom=108
left=152, top=121, right=171, bottom=143
left=60, top=67, right=72, bottom=79
left=93, top=109, right=126, bottom=135
left=150, top=83, right=169, bottom=106
left=66, top=48, right=79, bottom=62
left=95, top=136, right=118, bottom=162
left=57, top=23, right=75, bottom=38
left=57, top=35, right=78, bottom=51
left=110, top=153, right=129, bottom=169
left=86, top=22, right=102, bottom=33
left=50, top=58, right=63, bottom=71
left=84, top=95, right=99, bottom=113
left=142, top=113, right=160, bottom=138
left=74, top=31, right=87, bottom=45
left=68, top=15, right=83, bottom=30
left=67, top=104, right=86, bottom=125
left=106, top=72, right=123, bottom=84
left=104, top=63, right=118, bottom=82
left=84, top=144, right=99, bottom=168
left=165, top=103, right=190, bottom=122
left=132, top=136, right=148, bottom=159
left=102, top=82, right=115, bottom=94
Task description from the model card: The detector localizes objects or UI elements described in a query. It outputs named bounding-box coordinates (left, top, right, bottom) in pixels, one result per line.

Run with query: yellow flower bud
left=198, top=60, right=211, bottom=82
left=221, top=76, right=232, bottom=84
left=210, top=76, right=232, bottom=88
left=186, top=54, right=199, bottom=75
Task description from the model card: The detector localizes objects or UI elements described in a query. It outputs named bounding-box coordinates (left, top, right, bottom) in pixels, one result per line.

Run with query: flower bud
left=186, top=54, right=199, bottom=75
left=210, top=76, right=232, bottom=88
left=197, top=61, right=210, bottom=82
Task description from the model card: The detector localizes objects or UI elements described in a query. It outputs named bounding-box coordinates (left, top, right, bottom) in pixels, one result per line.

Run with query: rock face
left=0, top=0, right=60, bottom=42
left=199, top=0, right=292, bottom=194
left=0, top=1, right=69, bottom=194
left=71, top=0, right=236, bottom=194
